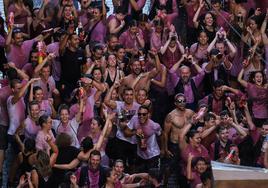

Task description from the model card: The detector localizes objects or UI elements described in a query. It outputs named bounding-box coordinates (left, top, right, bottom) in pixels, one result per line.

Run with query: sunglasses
left=138, top=112, right=148, bottom=117
left=175, top=99, right=186, bottom=104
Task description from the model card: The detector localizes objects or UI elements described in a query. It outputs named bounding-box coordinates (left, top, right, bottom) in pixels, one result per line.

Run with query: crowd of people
left=0, top=0, right=268, bottom=187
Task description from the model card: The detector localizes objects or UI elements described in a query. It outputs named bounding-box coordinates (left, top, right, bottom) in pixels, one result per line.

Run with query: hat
left=210, top=48, right=220, bottom=56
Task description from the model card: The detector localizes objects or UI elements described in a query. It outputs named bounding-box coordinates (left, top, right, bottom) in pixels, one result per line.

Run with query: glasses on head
left=138, top=112, right=148, bottom=117
left=175, top=99, right=186, bottom=104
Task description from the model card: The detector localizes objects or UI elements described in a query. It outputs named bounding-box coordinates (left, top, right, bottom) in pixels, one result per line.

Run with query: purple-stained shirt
left=181, top=144, right=209, bottom=176
left=90, top=21, right=106, bottom=44
left=216, top=10, right=230, bottom=31
left=35, top=130, right=55, bottom=154
left=24, top=117, right=40, bottom=139
left=33, top=76, right=56, bottom=99
left=150, top=30, right=167, bottom=51
left=78, top=10, right=90, bottom=31
left=119, top=29, right=144, bottom=50
left=161, top=44, right=182, bottom=69
left=190, top=171, right=201, bottom=188
left=47, top=42, right=61, bottom=81
left=22, top=63, right=34, bottom=78
left=128, top=116, right=162, bottom=159
left=246, top=83, right=268, bottom=119
left=7, top=96, right=26, bottom=135
left=172, top=71, right=205, bottom=103
left=75, top=167, right=100, bottom=188
left=70, top=89, right=96, bottom=142
left=7, top=39, right=35, bottom=69
left=123, top=0, right=146, bottom=15
left=0, top=86, right=12, bottom=126
left=39, top=100, right=52, bottom=116
left=190, top=43, right=208, bottom=63
left=186, top=5, right=205, bottom=28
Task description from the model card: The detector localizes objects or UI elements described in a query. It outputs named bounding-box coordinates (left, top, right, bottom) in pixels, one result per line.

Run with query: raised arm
left=151, top=66, right=167, bottom=88
left=186, top=153, right=194, bottom=180
left=162, top=114, right=173, bottom=157
left=33, top=53, right=55, bottom=77
left=178, top=123, right=192, bottom=150
left=169, top=55, right=185, bottom=73
left=237, top=68, right=248, bottom=88
left=104, top=83, right=118, bottom=109
left=129, top=0, right=146, bottom=11
left=148, top=51, right=161, bottom=79
left=46, top=136, right=58, bottom=167
left=8, top=62, right=29, bottom=81
left=54, top=158, right=80, bottom=170
left=160, top=34, right=171, bottom=54
left=228, top=118, right=248, bottom=138
left=11, top=78, right=40, bottom=105
left=243, top=102, right=256, bottom=131
left=193, top=0, right=205, bottom=28
left=75, top=98, right=84, bottom=124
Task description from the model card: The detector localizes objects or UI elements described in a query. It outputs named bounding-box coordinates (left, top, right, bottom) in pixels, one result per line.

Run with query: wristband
left=139, top=56, right=145, bottom=61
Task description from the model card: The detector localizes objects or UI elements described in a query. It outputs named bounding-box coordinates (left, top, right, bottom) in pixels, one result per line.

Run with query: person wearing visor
left=203, top=48, right=232, bottom=94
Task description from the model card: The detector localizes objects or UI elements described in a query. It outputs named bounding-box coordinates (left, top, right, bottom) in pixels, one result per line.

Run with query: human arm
left=221, top=85, right=241, bottom=95
left=136, top=32, right=145, bottom=48
left=5, top=24, right=13, bottom=52
left=193, top=0, right=205, bottom=28
left=178, top=123, right=192, bottom=150
left=7, top=62, right=29, bottom=81
left=46, top=135, right=58, bottom=167
left=160, top=36, right=171, bottom=54
left=14, top=122, right=26, bottom=152
left=129, top=0, right=146, bottom=11
left=104, top=83, right=119, bottom=109
left=200, top=124, right=217, bottom=139
left=169, top=55, right=185, bottom=73
left=33, top=53, right=55, bottom=77
left=228, top=118, right=248, bottom=138
left=237, top=68, right=248, bottom=88
left=151, top=66, right=167, bottom=88
left=75, top=98, right=84, bottom=124
left=54, top=158, right=80, bottom=170
left=108, top=18, right=125, bottom=34
left=11, top=78, right=40, bottom=105
left=186, top=153, right=194, bottom=180
left=265, top=147, right=268, bottom=168
left=243, top=102, right=256, bottom=131
left=148, top=51, right=161, bottom=79
left=162, top=114, right=174, bottom=157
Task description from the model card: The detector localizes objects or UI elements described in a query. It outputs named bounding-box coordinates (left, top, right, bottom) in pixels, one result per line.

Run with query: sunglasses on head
left=138, top=112, right=148, bottom=117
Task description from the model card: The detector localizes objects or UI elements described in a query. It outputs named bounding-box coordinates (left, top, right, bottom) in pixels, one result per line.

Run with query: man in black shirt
left=59, top=33, right=86, bottom=103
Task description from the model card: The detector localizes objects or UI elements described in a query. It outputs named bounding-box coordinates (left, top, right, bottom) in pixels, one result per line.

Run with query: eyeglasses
left=138, top=113, right=148, bottom=117
left=175, top=99, right=186, bottom=104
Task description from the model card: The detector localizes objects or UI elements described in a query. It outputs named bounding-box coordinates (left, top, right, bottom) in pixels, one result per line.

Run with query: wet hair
left=24, top=138, right=36, bottom=153
left=123, top=87, right=134, bottom=94
left=113, top=159, right=125, bottom=167
left=36, top=150, right=52, bottom=177
left=38, top=115, right=50, bottom=127
left=129, top=20, right=138, bottom=27
left=200, top=171, right=212, bottom=184
left=58, top=104, right=70, bottom=114
left=29, top=100, right=40, bottom=110
left=186, top=129, right=199, bottom=143
left=81, top=137, right=94, bottom=152
left=248, top=71, right=266, bottom=85
left=9, top=79, right=21, bottom=89
left=192, top=157, right=207, bottom=167
left=33, top=86, right=43, bottom=95
left=216, top=126, right=228, bottom=134
left=139, top=105, right=150, bottom=112
left=204, top=113, right=216, bottom=122
left=219, top=110, right=230, bottom=117
left=213, top=79, right=225, bottom=88
left=90, top=150, right=101, bottom=158
left=6, top=68, right=18, bottom=81
left=56, top=133, right=72, bottom=148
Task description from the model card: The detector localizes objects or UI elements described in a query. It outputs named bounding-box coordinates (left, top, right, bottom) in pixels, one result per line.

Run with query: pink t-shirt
left=128, top=116, right=162, bottom=159
left=47, top=42, right=61, bottom=81
left=35, top=130, right=55, bottom=154
left=33, top=76, right=56, bottom=99
left=246, top=83, right=268, bottom=119
left=119, top=30, right=144, bottom=50
left=7, top=39, right=35, bottom=69
left=39, top=100, right=52, bottom=116
left=90, top=21, right=106, bottom=44
left=24, top=117, right=41, bottom=139
left=7, top=96, right=26, bottom=135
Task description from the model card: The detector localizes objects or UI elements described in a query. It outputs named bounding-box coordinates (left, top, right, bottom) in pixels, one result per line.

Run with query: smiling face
left=60, top=109, right=69, bottom=124
left=253, top=72, right=263, bottom=86
left=180, top=66, right=191, bottom=83
left=131, top=61, right=142, bottom=75
left=34, top=89, right=44, bottom=102
left=138, top=107, right=149, bottom=124
left=175, top=95, right=186, bottom=111
left=14, top=32, right=24, bottom=46
left=123, top=90, right=134, bottom=105
left=195, top=160, right=207, bottom=174
left=204, top=13, right=214, bottom=26
left=218, top=128, right=229, bottom=143
left=108, top=54, right=117, bottom=67
left=136, top=89, right=147, bottom=105
left=90, top=119, right=101, bottom=133
left=114, top=161, right=124, bottom=176
left=198, top=32, right=208, bottom=45
left=30, top=104, right=40, bottom=120
left=89, top=154, right=101, bottom=170
left=92, top=69, right=102, bottom=82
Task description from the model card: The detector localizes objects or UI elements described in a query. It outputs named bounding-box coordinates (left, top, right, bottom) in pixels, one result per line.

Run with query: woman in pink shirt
left=150, top=19, right=167, bottom=51
left=35, top=115, right=55, bottom=154
left=179, top=123, right=210, bottom=176
left=190, top=31, right=209, bottom=64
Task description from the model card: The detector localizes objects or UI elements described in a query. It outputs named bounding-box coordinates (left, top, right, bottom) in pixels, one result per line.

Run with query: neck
left=105, top=183, right=114, bottom=188
left=68, top=46, right=77, bottom=52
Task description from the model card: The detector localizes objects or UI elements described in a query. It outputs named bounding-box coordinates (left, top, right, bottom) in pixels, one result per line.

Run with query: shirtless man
left=120, top=51, right=161, bottom=92
left=162, top=93, right=194, bottom=185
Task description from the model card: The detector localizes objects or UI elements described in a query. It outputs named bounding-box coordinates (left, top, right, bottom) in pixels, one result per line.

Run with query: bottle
left=224, top=149, right=235, bottom=161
